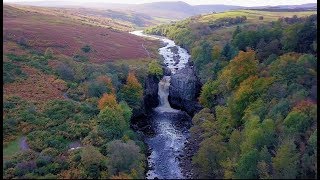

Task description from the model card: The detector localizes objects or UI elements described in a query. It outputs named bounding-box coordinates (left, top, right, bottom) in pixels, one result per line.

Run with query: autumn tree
left=98, top=93, right=118, bottom=110
left=228, top=76, right=274, bottom=123
left=219, top=50, right=258, bottom=91
left=119, top=72, right=143, bottom=111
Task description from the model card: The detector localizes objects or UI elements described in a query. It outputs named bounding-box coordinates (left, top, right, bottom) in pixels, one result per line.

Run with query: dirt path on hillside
left=19, top=136, right=29, bottom=151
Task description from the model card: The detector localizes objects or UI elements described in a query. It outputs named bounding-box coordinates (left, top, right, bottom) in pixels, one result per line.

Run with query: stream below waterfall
left=130, top=30, right=192, bottom=179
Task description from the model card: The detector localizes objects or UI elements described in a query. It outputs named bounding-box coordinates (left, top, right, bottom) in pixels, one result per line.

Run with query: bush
left=18, top=37, right=29, bottom=47
left=81, top=45, right=91, bottom=53
left=147, top=60, right=163, bottom=78
left=3, top=62, right=28, bottom=83
left=44, top=48, right=54, bottom=59
left=87, top=81, right=108, bottom=98
left=73, top=54, right=88, bottom=62
left=56, top=64, right=75, bottom=81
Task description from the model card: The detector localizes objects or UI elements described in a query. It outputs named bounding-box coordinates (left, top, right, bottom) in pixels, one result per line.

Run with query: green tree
left=147, top=60, right=163, bottom=79
left=192, top=135, right=227, bottom=178
left=301, top=129, right=317, bottom=178
left=221, top=43, right=237, bottom=61
left=215, top=105, right=234, bottom=139
left=97, top=106, right=129, bottom=140
left=199, top=80, right=219, bottom=108
left=191, top=41, right=212, bottom=71
left=235, top=149, right=260, bottom=179
left=232, top=26, right=241, bottom=39
left=257, top=146, right=272, bottom=179
left=272, top=139, right=299, bottom=179
left=212, top=45, right=222, bottom=60
left=81, top=145, right=107, bottom=178
left=106, top=140, right=145, bottom=178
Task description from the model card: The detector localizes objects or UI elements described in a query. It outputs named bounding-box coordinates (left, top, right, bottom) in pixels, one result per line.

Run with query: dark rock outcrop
left=144, top=74, right=160, bottom=113
left=163, top=67, right=172, bottom=76
left=168, top=66, right=202, bottom=116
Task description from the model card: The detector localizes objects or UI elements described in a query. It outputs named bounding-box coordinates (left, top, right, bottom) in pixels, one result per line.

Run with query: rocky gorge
left=130, top=30, right=202, bottom=179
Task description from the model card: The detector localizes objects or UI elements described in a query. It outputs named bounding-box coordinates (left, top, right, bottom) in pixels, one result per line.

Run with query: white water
left=130, top=31, right=190, bottom=74
left=130, top=30, right=191, bottom=179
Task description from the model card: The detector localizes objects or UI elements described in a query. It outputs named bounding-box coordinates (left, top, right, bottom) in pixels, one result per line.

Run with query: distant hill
left=7, top=1, right=318, bottom=21
left=255, top=3, right=317, bottom=9
left=248, top=3, right=317, bottom=11
left=195, top=4, right=244, bottom=13
left=133, top=1, right=197, bottom=19
left=6, top=1, right=248, bottom=20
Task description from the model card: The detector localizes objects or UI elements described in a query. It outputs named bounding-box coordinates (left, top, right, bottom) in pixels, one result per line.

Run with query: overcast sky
left=4, top=0, right=318, bottom=7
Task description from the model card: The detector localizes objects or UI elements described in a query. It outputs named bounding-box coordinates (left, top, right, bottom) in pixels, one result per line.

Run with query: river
left=130, top=30, right=192, bottom=179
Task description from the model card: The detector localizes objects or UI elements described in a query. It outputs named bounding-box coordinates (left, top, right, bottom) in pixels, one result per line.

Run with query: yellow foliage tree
left=98, top=93, right=118, bottom=110
left=219, top=49, right=258, bottom=91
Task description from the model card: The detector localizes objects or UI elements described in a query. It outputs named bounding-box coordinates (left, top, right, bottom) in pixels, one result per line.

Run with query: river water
left=130, top=30, right=192, bottom=179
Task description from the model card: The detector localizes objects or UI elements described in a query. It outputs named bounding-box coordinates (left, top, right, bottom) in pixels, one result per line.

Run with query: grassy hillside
left=145, top=10, right=317, bottom=51
left=197, top=10, right=316, bottom=23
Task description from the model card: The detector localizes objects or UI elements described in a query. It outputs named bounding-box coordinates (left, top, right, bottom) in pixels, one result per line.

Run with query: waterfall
left=130, top=30, right=191, bottom=179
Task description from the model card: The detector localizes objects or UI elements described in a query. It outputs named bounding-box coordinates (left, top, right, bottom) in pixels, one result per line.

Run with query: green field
left=199, top=10, right=317, bottom=23
left=3, top=136, right=21, bottom=162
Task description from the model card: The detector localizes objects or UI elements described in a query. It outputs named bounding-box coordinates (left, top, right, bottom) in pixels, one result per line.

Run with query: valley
left=3, top=1, right=318, bottom=179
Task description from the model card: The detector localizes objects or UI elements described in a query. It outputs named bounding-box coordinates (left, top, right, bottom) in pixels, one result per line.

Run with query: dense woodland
left=145, top=13, right=317, bottom=179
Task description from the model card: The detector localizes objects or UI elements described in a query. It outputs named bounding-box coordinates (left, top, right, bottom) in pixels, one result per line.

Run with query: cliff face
left=168, top=66, right=202, bottom=116
left=144, top=74, right=160, bottom=113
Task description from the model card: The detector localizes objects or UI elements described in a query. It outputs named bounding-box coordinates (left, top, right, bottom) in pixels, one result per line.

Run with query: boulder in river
left=163, top=67, right=172, bottom=76
left=168, top=66, right=202, bottom=116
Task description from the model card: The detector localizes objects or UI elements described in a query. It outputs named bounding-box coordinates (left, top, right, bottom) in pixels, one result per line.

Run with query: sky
left=3, top=0, right=318, bottom=7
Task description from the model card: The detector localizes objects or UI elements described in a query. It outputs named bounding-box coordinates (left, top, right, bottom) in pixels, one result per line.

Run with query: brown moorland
left=3, top=4, right=158, bottom=64
left=3, top=66, right=67, bottom=107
